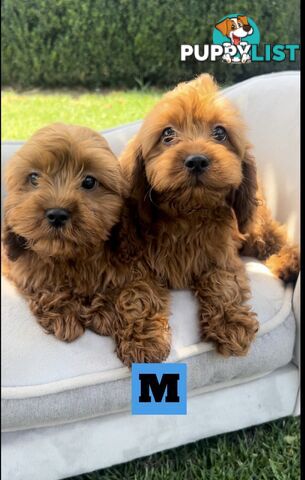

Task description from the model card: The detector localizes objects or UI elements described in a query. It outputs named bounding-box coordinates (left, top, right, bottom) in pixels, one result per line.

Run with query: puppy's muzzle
left=184, top=155, right=210, bottom=175
left=45, top=208, right=70, bottom=228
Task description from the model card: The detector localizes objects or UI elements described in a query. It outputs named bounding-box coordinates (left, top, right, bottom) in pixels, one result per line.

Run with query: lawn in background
left=1, top=89, right=163, bottom=141
left=67, top=417, right=299, bottom=480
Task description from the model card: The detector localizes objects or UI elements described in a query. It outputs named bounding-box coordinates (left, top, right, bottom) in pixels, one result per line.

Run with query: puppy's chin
left=30, top=235, right=101, bottom=259
left=151, top=183, right=228, bottom=216
left=7, top=225, right=105, bottom=259
left=148, top=167, right=233, bottom=214
left=39, top=220, right=113, bottom=257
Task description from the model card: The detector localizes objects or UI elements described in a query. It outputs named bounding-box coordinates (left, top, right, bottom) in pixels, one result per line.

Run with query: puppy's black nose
left=184, top=155, right=210, bottom=174
left=45, top=208, right=70, bottom=228
left=243, top=24, right=251, bottom=32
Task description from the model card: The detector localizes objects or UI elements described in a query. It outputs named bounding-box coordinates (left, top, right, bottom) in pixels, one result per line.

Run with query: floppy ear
left=215, top=18, right=230, bottom=37
left=228, top=150, right=258, bottom=232
left=2, top=225, right=28, bottom=261
left=237, top=15, right=249, bottom=26
left=110, top=143, right=156, bottom=262
left=120, top=136, right=156, bottom=227
left=128, top=148, right=155, bottom=226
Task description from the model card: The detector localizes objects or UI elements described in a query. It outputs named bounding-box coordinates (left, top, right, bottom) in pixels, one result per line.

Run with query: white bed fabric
left=1, top=259, right=295, bottom=431
left=1, top=71, right=300, bottom=480
left=1, top=364, right=299, bottom=480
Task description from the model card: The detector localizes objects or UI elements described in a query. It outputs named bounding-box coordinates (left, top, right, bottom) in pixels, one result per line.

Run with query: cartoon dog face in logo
left=215, top=15, right=253, bottom=63
left=216, top=16, right=253, bottom=46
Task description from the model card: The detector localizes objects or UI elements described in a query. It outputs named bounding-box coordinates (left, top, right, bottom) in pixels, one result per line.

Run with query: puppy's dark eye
left=212, top=126, right=227, bottom=142
left=161, top=127, right=177, bottom=145
left=28, top=172, right=40, bottom=187
left=81, top=175, right=98, bottom=190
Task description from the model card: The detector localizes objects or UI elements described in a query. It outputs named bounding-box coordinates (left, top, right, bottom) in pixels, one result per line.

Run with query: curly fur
left=2, top=123, right=173, bottom=366
left=2, top=124, right=127, bottom=345
left=117, top=73, right=299, bottom=359
left=238, top=184, right=300, bottom=282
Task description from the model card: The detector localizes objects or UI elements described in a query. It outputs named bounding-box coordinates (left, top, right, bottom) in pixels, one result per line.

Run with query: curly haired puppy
left=2, top=123, right=126, bottom=342
left=117, top=74, right=299, bottom=358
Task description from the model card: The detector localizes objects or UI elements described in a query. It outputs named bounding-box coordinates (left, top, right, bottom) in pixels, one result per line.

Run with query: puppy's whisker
left=145, top=187, right=158, bottom=208
left=144, top=189, right=150, bottom=202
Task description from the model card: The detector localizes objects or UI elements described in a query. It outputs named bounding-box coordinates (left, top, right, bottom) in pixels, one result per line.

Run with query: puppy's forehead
left=27, top=137, right=105, bottom=172
left=137, top=84, right=247, bottom=160
left=149, top=89, right=236, bottom=130
left=6, top=125, right=122, bottom=194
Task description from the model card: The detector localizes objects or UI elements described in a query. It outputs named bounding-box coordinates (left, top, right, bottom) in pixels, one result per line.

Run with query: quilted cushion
left=1, top=258, right=295, bottom=431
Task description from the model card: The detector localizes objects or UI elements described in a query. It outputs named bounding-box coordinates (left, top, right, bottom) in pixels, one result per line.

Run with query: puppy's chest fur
left=3, top=249, right=124, bottom=298
left=144, top=208, right=237, bottom=289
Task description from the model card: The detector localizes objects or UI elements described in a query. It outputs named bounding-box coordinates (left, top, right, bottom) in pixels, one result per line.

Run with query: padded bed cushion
left=1, top=258, right=295, bottom=432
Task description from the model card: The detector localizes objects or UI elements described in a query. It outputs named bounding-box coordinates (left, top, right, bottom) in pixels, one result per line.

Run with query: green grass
left=66, top=417, right=300, bottom=480
left=1, top=89, right=163, bottom=141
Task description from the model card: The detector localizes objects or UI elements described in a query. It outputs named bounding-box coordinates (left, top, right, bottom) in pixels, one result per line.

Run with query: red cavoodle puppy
left=2, top=123, right=126, bottom=343
left=116, top=74, right=299, bottom=360
left=2, top=122, right=171, bottom=366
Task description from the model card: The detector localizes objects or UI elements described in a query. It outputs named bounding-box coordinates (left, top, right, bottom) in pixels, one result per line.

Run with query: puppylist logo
left=181, top=14, right=300, bottom=64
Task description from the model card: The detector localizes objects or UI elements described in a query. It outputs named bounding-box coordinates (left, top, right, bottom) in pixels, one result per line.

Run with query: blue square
left=131, top=363, right=187, bottom=415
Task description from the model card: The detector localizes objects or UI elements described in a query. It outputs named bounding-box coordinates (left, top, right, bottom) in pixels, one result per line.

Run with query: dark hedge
left=1, top=0, right=300, bottom=89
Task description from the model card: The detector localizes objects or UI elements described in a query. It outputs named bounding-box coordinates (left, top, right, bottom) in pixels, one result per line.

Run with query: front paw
left=52, top=314, right=85, bottom=342
left=114, top=282, right=171, bottom=367
left=218, top=310, right=258, bottom=356
left=116, top=316, right=171, bottom=367
left=29, top=294, right=85, bottom=342
left=36, top=311, right=85, bottom=342
left=202, top=308, right=259, bottom=357
left=80, top=293, right=115, bottom=336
